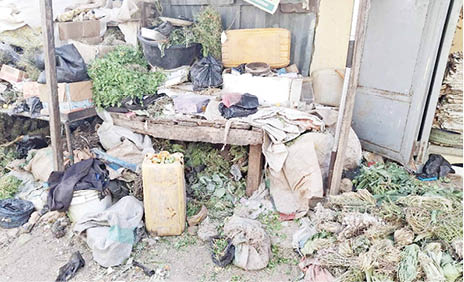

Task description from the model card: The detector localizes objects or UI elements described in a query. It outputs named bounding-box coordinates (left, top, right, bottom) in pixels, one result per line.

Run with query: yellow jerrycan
left=142, top=151, right=186, bottom=236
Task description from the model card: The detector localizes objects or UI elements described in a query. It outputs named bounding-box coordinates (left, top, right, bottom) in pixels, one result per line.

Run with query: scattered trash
left=133, top=260, right=155, bottom=277
left=419, top=154, right=455, bottom=180
left=16, top=135, right=48, bottom=159
left=223, top=215, right=271, bottom=270
left=11, top=97, right=43, bottom=118
left=209, top=236, right=235, bottom=267
left=190, top=55, right=223, bottom=91
left=0, top=198, right=35, bottom=228
left=218, top=93, right=259, bottom=119
left=51, top=216, right=70, bottom=238
left=74, top=196, right=144, bottom=267
left=38, top=44, right=89, bottom=84
left=55, top=251, right=85, bottom=282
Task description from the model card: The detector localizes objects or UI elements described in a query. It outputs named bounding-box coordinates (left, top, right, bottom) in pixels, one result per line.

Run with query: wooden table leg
left=64, top=122, right=73, bottom=164
left=246, top=144, right=263, bottom=197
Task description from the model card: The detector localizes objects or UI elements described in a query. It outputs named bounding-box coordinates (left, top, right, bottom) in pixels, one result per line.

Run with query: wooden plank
left=246, top=144, right=263, bottom=196
left=63, top=107, right=97, bottom=122
left=40, top=0, right=63, bottom=171
left=328, top=0, right=370, bottom=195
left=112, top=116, right=264, bottom=146
left=109, top=112, right=255, bottom=130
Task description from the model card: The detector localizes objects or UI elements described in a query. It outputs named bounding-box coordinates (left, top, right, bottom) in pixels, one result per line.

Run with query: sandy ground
left=0, top=217, right=300, bottom=282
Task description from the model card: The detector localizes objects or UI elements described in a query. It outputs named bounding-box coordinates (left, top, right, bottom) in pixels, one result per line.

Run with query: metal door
left=352, top=0, right=452, bottom=165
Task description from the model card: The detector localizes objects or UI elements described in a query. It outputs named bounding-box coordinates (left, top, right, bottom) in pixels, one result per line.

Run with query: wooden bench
left=109, top=112, right=264, bottom=196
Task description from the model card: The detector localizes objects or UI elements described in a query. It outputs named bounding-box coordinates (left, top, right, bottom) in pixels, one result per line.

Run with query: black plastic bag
left=0, top=199, right=35, bottom=229
left=38, top=44, right=89, bottom=84
left=56, top=251, right=85, bottom=282
left=418, top=154, right=455, bottom=180
left=190, top=55, right=223, bottom=91
left=0, top=42, right=20, bottom=65
left=16, top=135, right=48, bottom=159
left=218, top=93, right=259, bottom=119
left=209, top=236, right=235, bottom=267
left=11, top=97, right=43, bottom=118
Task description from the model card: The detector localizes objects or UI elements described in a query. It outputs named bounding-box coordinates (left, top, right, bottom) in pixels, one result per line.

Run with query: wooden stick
left=328, top=0, right=370, bottom=195
left=40, top=0, right=64, bottom=171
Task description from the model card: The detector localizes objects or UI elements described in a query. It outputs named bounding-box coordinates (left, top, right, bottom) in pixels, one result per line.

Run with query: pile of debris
left=294, top=162, right=463, bottom=281
left=431, top=51, right=463, bottom=148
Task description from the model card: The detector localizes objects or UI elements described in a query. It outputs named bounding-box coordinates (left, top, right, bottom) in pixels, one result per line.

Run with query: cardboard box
left=57, top=20, right=101, bottom=40
left=23, top=81, right=41, bottom=98
left=0, top=65, right=27, bottom=84
left=38, top=80, right=93, bottom=103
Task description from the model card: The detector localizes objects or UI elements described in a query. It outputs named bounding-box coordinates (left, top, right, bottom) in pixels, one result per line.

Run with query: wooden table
left=110, top=112, right=265, bottom=196
left=0, top=107, right=97, bottom=163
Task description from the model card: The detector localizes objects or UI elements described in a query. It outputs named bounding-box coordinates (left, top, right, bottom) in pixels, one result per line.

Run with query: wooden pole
left=40, top=0, right=64, bottom=171
left=328, top=0, right=370, bottom=195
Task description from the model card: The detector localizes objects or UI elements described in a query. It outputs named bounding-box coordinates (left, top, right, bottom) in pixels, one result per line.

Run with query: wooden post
left=246, top=144, right=263, bottom=196
left=328, top=0, right=370, bottom=195
left=40, top=0, right=64, bottom=171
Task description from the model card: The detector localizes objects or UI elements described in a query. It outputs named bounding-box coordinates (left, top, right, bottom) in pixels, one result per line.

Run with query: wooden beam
left=111, top=115, right=264, bottom=146
left=40, top=0, right=64, bottom=171
left=328, top=0, right=370, bottom=195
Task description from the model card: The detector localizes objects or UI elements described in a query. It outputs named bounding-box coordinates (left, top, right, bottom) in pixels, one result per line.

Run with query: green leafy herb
left=88, top=46, right=165, bottom=108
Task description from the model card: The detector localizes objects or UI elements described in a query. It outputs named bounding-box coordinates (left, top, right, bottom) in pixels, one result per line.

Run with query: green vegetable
left=88, top=46, right=165, bottom=108
left=192, top=7, right=223, bottom=59
left=398, top=244, right=420, bottom=282
left=0, top=175, right=22, bottom=199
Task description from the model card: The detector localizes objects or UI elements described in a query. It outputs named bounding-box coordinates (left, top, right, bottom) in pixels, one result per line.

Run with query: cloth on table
left=223, top=215, right=271, bottom=270
left=219, top=93, right=259, bottom=119
left=73, top=196, right=144, bottom=267
left=47, top=158, right=109, bottom=212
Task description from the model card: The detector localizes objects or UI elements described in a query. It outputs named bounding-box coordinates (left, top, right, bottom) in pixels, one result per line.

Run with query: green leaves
left=88, top=46, right=165, bottom=108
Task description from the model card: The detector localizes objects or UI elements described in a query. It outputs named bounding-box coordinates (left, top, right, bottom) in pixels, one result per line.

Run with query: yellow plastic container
left=222, top=28, right=291, bottom=68
left=142, top=152, right=186, bottom=236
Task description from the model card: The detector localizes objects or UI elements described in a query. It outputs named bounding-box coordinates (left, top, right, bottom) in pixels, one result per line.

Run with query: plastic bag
left=209, top=236, right=235, bottom=267
left=11, top=97, right=43, bottom=118
left=419, top=154, right=455, bottom=180
left=0, top=42, right=20, bottom=65
left=190, top=55, right=223, bottom=91
left=38, top=44, right=89, bottom=84
left=16, top=135, right=48, bottom=159
left=173, top=94, right=210, bottom=114
left=0, top=198, right=35, bottom=229
left=218, top=93, right=259, bottom=119
left=223, top=215, right=271, bottom=270
left=56, top=251, right=85, bottom=282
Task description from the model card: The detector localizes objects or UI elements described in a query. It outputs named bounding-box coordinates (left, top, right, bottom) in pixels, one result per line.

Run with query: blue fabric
left=108, top=225, right=135, bottom=244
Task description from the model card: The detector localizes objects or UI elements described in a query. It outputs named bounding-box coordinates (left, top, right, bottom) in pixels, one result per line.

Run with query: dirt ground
left=0, top=175, right=461, bottom=282
left=0, top=216, right=300, bottom=282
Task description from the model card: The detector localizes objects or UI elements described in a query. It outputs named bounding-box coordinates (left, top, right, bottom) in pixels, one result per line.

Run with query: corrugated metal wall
left=159, top=0, right=316, bottom=76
